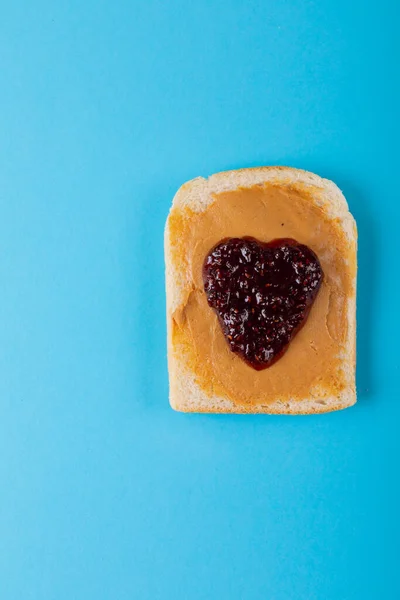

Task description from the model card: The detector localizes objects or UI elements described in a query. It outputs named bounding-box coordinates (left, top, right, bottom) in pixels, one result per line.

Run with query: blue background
left=0, top=1, right=398, bottom=599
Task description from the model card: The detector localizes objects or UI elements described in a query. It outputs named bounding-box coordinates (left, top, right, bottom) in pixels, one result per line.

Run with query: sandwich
left=165, top=167, right=357, bottom=414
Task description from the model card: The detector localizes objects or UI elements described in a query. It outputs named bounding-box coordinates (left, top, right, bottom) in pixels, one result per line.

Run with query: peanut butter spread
left=169, top=183, right=356, bottom=406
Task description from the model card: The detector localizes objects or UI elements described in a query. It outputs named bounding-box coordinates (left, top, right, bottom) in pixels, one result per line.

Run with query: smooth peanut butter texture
left=169, top=183, right=356, bottom=406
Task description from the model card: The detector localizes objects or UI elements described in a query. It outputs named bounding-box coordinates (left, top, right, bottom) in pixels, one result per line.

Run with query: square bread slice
left=165, top=167, right=357, bottom=414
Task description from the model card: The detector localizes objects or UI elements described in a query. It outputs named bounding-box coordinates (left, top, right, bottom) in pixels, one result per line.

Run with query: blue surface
left=0, top=1, right=398, bottom=599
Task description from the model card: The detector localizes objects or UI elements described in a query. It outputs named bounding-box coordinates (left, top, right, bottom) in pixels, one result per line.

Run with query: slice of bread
left=165, top=167, right=357, bottom=414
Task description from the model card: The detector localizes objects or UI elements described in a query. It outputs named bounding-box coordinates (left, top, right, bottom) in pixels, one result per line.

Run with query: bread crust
left=165, top=167, right=357, bottom=414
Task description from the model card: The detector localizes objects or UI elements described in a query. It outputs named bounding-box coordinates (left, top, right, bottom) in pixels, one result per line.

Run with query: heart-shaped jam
left=203, top=237, right=323, bottom=370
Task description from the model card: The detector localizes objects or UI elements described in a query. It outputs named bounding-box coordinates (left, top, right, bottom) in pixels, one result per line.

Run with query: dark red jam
left=203, top=237, right=323, bottom=370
